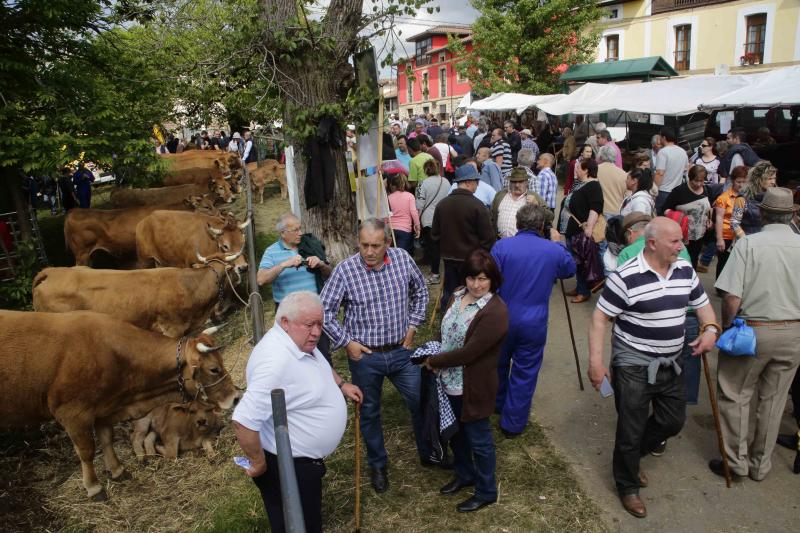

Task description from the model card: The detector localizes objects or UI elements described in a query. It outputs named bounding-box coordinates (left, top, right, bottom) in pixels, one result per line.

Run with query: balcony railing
left=652, top=0, right=734, bottom=15
left=415, top=55, right=431, bottom=67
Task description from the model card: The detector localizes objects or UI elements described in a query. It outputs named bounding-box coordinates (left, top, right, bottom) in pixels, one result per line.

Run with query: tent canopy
left=560, top=56, right=678, bottom=83
left=698, top=66, right=800, bottom=110
left=468, top=92, right=564, bottom=115
left=537, top=74, right=752, bottom=116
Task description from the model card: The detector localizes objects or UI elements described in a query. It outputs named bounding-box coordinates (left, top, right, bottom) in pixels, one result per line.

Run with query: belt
left=745, top=319, right=800, bottom=327
left=366, top=343, right=402, bottom=352
left=266, top=451, right=324, bottom=465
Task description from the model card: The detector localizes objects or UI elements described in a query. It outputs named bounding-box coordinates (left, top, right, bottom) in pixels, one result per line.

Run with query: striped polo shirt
left=597, top=251, right=709, bottom=356
left=258, top=240, right=318, bottom=303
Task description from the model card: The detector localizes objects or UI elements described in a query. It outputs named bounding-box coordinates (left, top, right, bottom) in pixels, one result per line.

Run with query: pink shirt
left=388, top=191, right=420, bottom=233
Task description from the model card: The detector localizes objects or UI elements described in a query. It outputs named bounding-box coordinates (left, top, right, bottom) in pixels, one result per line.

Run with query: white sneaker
left=427, top=274, right=440, bottom=285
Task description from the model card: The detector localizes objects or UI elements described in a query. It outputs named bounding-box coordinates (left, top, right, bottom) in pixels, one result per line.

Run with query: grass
left=0, top=181, right=608, bottom=532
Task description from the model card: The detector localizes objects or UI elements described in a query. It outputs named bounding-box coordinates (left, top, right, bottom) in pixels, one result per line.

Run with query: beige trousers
left=716, top=324, right=800, bottom=479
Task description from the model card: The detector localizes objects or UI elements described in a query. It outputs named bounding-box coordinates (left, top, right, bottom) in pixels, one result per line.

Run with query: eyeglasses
left=700, top=144, right=710, bottom=148
left=282, top=227, right=301, bottom=233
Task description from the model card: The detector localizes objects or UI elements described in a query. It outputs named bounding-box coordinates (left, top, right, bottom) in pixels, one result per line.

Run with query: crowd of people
left=231, top=113, right=799, bottom=530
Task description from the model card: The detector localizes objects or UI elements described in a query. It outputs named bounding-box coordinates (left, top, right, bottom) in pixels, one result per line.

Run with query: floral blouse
left=439, top=288, right=494, bottom=395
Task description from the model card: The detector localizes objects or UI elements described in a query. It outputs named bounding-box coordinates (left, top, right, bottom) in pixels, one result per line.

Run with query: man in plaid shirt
left=535, top=153, right=558, bottom=210
left=321, top=218, right=431, bottom=493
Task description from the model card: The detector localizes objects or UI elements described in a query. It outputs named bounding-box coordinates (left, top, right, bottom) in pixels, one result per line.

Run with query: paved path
left=533, top=270, right=798, bottom=532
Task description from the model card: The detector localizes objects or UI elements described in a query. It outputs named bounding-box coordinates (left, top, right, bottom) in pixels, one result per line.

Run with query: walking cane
left=560, top=279, right=585, bottom=391
left=428, top=272, right=444, bottom=328
left=354, top=401, right=362, bottom=532
left=701, top=352, right=732, bottom=488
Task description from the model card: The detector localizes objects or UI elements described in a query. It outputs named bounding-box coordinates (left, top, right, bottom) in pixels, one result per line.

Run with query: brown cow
left=131, top=401, right=224, bottom=460
left=0, top=311, right=237, bottom=500
left=32, top=261, right=235, bottom=337
left=135, top=210, right=249, bottom=273
left=110, top=179, right=234, bottom=207
left=65, top=204, right=187, bottom=267
left=247, top=160, right=287, bottom=202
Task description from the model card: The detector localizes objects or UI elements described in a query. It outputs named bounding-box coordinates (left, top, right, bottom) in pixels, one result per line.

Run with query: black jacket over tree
left=304, top=117, right=345, bottom=208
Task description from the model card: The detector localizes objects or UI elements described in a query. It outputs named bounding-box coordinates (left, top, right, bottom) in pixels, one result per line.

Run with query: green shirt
left=409, top=152, right=434, bottom=183
left=617, top=235, right=691, bottom=266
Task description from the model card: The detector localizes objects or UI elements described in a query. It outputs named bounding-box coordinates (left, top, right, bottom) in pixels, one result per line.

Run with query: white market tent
left=536, top=74, right=753, bottom=117
left=698, top=66, right=800, bottom=110
left=468, top=92, right=565, bottom=115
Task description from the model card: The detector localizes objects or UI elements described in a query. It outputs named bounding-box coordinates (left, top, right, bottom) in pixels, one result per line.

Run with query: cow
left=65, top=204, right=188, bottom=267
left=32, top=259, right=237, bottom=337
left=247, top=159, right=287, bottom=202
left=135, top=210, right=249, bottom=274
left=110, top=179, right=234, bottom=207
left=131, top=401, right=224, bottom=460
left=0, top=312, right=237, bottom=500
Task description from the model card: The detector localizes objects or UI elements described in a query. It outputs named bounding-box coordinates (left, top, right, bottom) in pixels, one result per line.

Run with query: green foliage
left=452, top=0, right=602, bottom=95
left=0, top=240, right=39, bottom=309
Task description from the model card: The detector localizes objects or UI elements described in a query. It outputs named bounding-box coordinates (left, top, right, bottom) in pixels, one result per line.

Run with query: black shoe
left=501, top=428, right=521, bottom=439
left=708, top=458, right=744, bottom=480
left=439, top=478, right=475, bottom=495
left=649, top=440, right=667, bottom=457
left=370, top=467, right=388, bottom=493
left=777, top=433, right=799, bottom=450
left=421, top=455, right=454, bottom=470
left=456, top=495, right=496, bottom=513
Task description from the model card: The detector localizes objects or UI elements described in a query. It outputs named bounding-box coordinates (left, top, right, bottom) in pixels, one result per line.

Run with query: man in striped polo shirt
left=588, top=217, right=720, bottom=518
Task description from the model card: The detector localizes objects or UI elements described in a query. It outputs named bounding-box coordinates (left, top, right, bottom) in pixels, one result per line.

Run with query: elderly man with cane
left=588, top=217, right=720, bottom=518
left=491, top=204, right=576, bottom=437
left=710, top=187, right=800, bottom=480
left=233, top=291, right=362, bottom=533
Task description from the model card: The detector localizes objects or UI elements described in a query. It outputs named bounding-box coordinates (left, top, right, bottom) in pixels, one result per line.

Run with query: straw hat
left=757, top=187, right=799, bottom=213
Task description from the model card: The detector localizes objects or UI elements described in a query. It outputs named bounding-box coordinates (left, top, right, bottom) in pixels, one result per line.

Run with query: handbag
left=570, top=213, right=606, bottom=244
left=715, top=318, right=756, bottom=357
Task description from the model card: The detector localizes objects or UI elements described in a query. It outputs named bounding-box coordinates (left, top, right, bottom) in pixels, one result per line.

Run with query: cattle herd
left=0, top=149, right=286, bottom=501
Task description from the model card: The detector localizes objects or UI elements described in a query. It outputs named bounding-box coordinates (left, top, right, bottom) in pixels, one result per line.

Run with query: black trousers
left=715, top=240, right=733, bottom=279
left=440, top=260, right=464, bottom=312
left=252, top=452, right=326, bottom=533
left=791, top=366, right=800, bottom=426
left=421, top=227, right=440, bottom=275
left=612, top=366, right=686, bottom=495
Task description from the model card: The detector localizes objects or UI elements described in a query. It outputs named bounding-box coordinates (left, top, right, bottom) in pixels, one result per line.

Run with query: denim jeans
left=699, top=240, right=716, bottom=266
left=681, top=313, right=701, bottom=405
left=655, top=190, right=670, bottom=215
left=447, top=394, right=497, bottom=501
left=393, top=229, right=414, bottom=255
left=348, top=347, right=428, bottom=469
left=612, top=365, right=686, bottom=495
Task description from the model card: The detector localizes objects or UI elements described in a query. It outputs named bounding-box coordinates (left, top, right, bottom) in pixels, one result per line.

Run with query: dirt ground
left=533, top=261, right=799, bottom=532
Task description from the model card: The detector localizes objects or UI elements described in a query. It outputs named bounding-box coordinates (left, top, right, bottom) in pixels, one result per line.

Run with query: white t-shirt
left=656, top=144, right=689, bottom=193
left=233, top=325, right=347, bottom=459
left=433, top=142, right=455, bottom=166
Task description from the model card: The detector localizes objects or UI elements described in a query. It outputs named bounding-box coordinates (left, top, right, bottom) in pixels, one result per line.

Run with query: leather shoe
left=501, top=427, right=521, bottom=439
left=777, top=433, right=799, bottom=450
left=638, top=469, right=648, bottom=488
left=370, top=467, right=388, bottom=493
left=620, top=493, right=647, bottom=518
left=456, top=495, right=496, bottom=513
left=570, top=294, right=590, bottom=304
left=708, top=458, right=743, bottom=480
left=440, top=478, right=475, bottom=495
left=421, top=455, right=454, bottom=470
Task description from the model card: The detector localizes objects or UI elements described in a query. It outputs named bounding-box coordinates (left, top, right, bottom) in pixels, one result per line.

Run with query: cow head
left=171, top=401, right=222, bottom=435
left=181, top=332, right=238, bottom=410
left=208, top=175, right=235, bottom=204
left=184, top=194, right=220, bottom=216
left=204, top=217, right=249, bottom=275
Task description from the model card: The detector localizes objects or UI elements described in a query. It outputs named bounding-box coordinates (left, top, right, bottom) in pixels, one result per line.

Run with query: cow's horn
left=225, top=246, right=244, bottom=262
left=196, top=342, right=219, bottom=353
left=195, top=249, right=209, bottom=263
left=207, top=224, right=223, bottom=236
left=223, top=174, right=232, bottom=180
left=202, top=325, right=220, bottom=335
left=238, top=218, right=251, bottom=231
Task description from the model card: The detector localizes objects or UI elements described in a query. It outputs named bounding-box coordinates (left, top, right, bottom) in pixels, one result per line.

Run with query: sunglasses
left=700, top=143, right=710, bottom=148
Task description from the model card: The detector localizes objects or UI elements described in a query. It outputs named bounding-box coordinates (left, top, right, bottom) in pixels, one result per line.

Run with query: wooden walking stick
left=701, top=352, right=732, bottom=488
left=354, top=401, right=362, bottom=532
left=428, top=271, right=444, bottom=328
left=560, top=279, right=585, bottom=391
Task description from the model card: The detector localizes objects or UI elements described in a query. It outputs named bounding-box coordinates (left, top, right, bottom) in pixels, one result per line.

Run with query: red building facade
left=396, top=25, right=473, bottom=121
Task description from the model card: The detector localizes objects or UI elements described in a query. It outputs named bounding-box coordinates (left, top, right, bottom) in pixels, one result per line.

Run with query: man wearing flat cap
left=710, top=187, right=800, bottom=481
left=490, top=168, right=549, bottom=239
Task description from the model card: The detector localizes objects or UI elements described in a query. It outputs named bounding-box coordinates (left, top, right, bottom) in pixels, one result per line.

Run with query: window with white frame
left=606, top=35, right=619, bottom=62
left=745, top=13, right=767, bottom=63
left=674, top=25, right=691, bottom=70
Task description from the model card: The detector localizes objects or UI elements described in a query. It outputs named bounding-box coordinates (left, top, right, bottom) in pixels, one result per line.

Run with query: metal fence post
left=242, top=160, right=265, bottom=343
left=271, top=388, right=306, bottom=533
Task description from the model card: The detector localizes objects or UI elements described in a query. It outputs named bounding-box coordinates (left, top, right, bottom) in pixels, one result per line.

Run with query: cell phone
left=600, top=376, right=614, bottom=398
left=233, top=456, right=251, bottom=470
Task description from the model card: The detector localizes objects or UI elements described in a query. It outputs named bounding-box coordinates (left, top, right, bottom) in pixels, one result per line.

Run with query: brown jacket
left=431, top=189, right=496, bottom=261
left=430, top=292, right=509, bottom=422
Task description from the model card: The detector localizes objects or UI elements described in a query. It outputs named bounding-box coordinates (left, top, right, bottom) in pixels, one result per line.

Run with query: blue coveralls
left=73, top=169, right=94, bottom=208
left=491, top=230, right=576, bottom=434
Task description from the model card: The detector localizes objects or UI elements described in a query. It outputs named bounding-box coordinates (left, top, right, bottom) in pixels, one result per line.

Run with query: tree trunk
left=261, top=0, right=362, bottom=264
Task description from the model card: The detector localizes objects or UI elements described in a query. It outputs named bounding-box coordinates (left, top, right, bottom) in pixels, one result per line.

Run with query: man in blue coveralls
left=491, top=204, right=576, bottom=437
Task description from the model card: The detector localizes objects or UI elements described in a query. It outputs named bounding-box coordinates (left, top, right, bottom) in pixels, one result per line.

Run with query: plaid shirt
left=321, top=247, right=429, bottom=350
left=536, top=167, right=558, bottom=209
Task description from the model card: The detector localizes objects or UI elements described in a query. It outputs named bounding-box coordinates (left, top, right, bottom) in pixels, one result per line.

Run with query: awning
left=560, top=56, right=678, bottom=83
left=468, top=92, right=565, bottom=115
left=698, top=66, right=800, bottom=110
left=456, top=91, right=472, bottom=110
left=538, top=74, right=752, bottom=116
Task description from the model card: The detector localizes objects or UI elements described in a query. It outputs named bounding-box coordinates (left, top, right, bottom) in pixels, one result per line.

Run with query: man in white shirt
left=233, top=291, right=362, bottom=533
left=654, top=127, right=688, bottom=215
